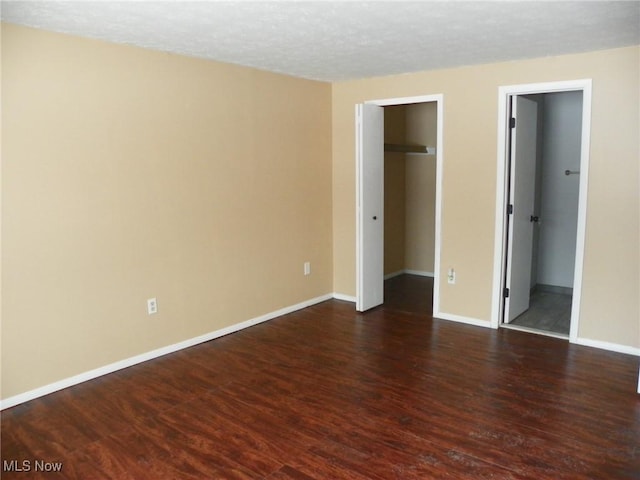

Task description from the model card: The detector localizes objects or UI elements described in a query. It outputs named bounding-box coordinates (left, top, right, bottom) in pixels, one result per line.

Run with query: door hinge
left=507, top=204, right=513, bottom=215
left=503, top=287, right=510, bottom=298
left=510, top=117, right=516, bottom=128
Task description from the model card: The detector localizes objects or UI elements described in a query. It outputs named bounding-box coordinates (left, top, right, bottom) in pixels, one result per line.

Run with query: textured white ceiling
left=2, top=1, right=639, bottom=82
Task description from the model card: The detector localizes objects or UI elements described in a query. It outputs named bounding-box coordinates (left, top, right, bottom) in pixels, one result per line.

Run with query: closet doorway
left=492, top=80, right=592, bottom=340
left=356, top=94, right=443, bottom=315
left=382, top=103, right=437, bottom=314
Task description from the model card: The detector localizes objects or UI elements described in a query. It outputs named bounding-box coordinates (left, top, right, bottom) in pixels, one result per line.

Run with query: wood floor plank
left=2, top=275, right=639, bottom=478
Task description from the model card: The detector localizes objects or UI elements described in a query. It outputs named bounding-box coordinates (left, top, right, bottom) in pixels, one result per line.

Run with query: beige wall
left=332, top=46, right=639, bottom=348
left=2, top=24, right=639, bottom=402
left=383, top=105, right=406, bottom=275
left=405, top=102, right=437, bottom=273
left=1, top=24, right=333, bottom=400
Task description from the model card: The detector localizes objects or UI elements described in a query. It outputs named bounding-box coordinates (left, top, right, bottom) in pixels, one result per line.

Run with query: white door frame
left=356, top=94, right=444, bottom=313
left=490, top=79, right=592, bottom=343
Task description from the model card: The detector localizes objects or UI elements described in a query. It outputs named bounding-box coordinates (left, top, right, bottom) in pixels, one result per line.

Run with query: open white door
left=505, top=96, right=538, bottom=322
left=356, top=103, right=384, bottom=311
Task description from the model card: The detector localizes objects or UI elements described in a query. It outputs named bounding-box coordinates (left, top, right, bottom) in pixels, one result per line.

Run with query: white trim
left=356, top=93, right=444, bottom=317
left=501, top=323, right=569, bottom=341
left=572, top=337, right=640, bottom=357
left=333, top=292, right=357, bottom=303
left=432, top=98, right=444, bottom=316
left=491, top=79, right=592, bottom=344
left=404, top=269, right=434, bottom=277
left=568, top=81, right=592, bottom=342
left=355, top=103, right=364, bottom=310
left=384, top=269, right=434, bottom=280
left=490, top=86, right=511, bottom=328
left=0, top=293, right=333, bottom=410
left=366, top=95, right=441, bottom=107
left=384, top=270, right=405, bottom=280
left=435, top=313, right=491, bottom=329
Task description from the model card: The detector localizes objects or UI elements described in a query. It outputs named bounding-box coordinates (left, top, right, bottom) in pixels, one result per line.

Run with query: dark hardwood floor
left=2, top=276, right=639, bottom=479
left=383, top=274, right=433, bottom=315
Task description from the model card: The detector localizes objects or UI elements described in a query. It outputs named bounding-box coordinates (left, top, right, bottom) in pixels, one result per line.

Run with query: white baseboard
left=383, top=270, right=404, bottom=280
left=333, top=292, right=356, bottom=303
left=0, top=293, right=334, bottom=410
left=6, top=291, right=635, bottom=409
left=404, top=269, right=434, bottom=277
left=572, top=337, right=640, bottom=357
left=434, top=312, right=492, bottom=329
left=384, top=269, right=434, bottom=280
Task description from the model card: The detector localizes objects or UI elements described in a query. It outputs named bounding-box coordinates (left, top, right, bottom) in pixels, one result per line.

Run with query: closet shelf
left=384, top=143, right=428, bottom=154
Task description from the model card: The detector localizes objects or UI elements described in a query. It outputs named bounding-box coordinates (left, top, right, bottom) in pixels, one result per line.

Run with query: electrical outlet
left=147, top=298, right=158, bottom=315
left=304, top=262, right=311, bottom=276
left=447, top=268, right=456, bottom=285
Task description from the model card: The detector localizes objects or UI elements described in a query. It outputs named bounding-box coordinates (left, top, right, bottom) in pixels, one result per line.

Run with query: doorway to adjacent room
left=492, top=80, right=592, bottom=340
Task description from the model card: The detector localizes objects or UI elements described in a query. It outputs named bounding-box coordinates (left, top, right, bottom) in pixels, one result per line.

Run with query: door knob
left=373, top=216, right=377, bottom=220
left=530, top=215, right=539, bottom=223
